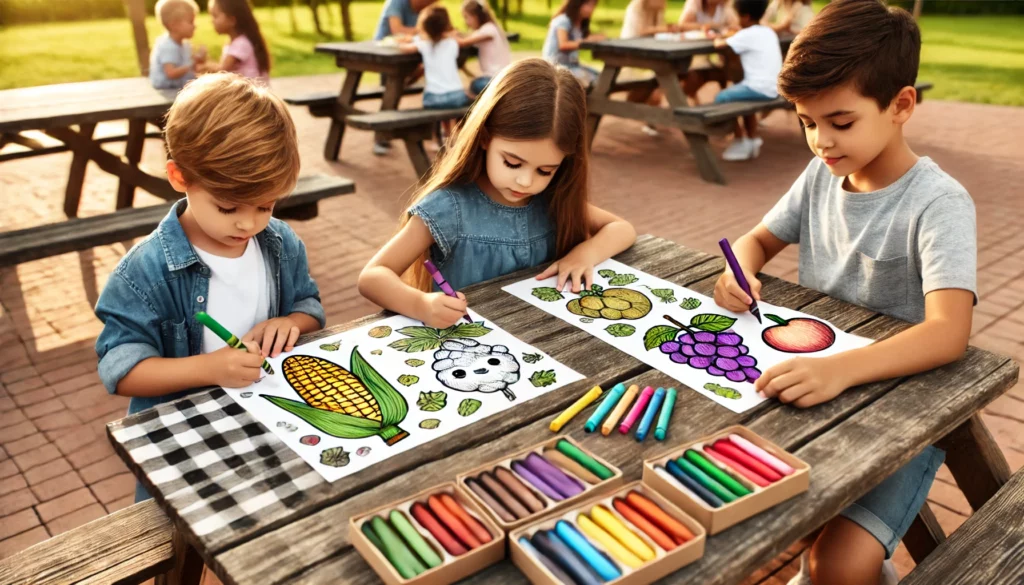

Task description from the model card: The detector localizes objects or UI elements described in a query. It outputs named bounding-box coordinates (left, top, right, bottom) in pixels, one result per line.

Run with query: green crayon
left=555, top=439, right=613, bottom=480
left=675, top=456, right=737, bottom=503
left=362, top=521, right=385, bottom=550
left=684, top=449, right=752, bottom=497
left=195, top=311, right=274, bottom=375
left=390, top=510, right=442, bottom=568
left=371, top=516, right=426, bottom=578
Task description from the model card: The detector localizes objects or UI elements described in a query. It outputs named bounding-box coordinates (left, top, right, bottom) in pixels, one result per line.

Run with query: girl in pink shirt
left=201, top=0, right=270, bottom=83
left=458, top=0, right=511, bottom=96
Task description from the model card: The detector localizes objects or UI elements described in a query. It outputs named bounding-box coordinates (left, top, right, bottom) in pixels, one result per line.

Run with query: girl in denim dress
left=359, top=58, right=636, bottom=328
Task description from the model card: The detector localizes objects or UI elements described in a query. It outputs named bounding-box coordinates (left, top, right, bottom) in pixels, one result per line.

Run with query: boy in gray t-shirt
left=713, top=2, right=976, bottom=585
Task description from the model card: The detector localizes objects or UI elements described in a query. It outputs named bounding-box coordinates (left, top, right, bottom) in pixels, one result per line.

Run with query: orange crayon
left=439, top=493, right=492, bottom=544
left=613, top=497, right=676, bottom=551
left=429, top=495, right=482, bottom=549
left=625, top=491, right=694, bottom=543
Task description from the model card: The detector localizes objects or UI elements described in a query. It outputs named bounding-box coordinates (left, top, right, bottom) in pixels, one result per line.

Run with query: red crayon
left=438, top=494, right=492, bottom=544
left=703, top=445, right=770, bottom=488
left=613, top=498, right=676, bottom=551
left=713, top=439, right=782, bottom=483
left=411, top=502, right=468, bottom=556
left=429, top=495, right=482, bottom=549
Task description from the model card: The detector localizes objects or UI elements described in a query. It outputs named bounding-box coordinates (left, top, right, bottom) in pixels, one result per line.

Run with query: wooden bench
left=0, top=499, right=202, bottom=585
left=0, top=127, right=164, bottom=163
left=284, top=85, right=425, bottom=118
left=902, top=468, right=1024, bottom=584
left=0, top=174, right=355, bottom=267
left=346, top=107, right=470, bottom=176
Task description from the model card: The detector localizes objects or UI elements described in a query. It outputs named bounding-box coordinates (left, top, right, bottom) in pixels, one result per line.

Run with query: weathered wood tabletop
left=108, top=235, right=1018, bottom=585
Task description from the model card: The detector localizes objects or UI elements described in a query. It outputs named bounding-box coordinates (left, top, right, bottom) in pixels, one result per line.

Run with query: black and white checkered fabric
left=109, top=389, right=324, bottom=546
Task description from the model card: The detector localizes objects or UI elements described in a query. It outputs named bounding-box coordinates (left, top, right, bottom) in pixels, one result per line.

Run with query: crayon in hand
left=195, top=311, right=274, bottom=375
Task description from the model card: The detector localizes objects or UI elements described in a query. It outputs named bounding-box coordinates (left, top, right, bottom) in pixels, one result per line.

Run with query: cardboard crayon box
left=349, top=482, right=506, bottom=585
left=456, top=435, right=625, bottom=531
left=643, top=425, right=810, bottom=535
left=509, top=480, right=706, bottom=585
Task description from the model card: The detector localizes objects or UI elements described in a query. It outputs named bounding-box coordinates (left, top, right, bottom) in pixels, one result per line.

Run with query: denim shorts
left=470, top=76, right=491, bottom=95
left=841, top=445, right=945, bottom=558
left=714, top=83, right=775, bottom=104
left=423, top=89, right=472, bottom=110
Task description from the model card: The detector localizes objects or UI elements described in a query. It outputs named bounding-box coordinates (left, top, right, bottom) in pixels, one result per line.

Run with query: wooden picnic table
left=311, top=33, right=519, bottom=161
left=107, top=235, right=1017, bottom=585
left=582, top=34, right=794, bottom=184
left=0, top=77, right=177, bottom=218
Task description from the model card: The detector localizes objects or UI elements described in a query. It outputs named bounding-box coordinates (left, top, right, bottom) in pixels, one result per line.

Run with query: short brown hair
left=419, top=5, right=452, bottom=43
left=778, top=0, right=920, bottom=109
left=164, top=74, right=300, bottom=203
left=155, top=0, right=199, bottom=29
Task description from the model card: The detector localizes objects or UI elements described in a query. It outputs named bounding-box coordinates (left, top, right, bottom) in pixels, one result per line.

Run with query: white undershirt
left=194, top=238, right=270, bottom=353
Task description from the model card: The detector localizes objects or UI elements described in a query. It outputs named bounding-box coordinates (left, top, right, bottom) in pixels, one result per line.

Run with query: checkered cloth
left=108, top=389, right=325, bottom=547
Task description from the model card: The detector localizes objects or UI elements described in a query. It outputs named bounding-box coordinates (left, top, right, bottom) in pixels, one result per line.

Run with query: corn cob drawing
left=262, top=347, right=409, bottom=446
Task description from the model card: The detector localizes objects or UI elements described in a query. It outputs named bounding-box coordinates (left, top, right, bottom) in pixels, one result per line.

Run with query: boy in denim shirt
left=94, top=74, right=325, bottom=500
left=149, top=0, right=205, bottom=89
left=713, top=1, right=976, bottom=584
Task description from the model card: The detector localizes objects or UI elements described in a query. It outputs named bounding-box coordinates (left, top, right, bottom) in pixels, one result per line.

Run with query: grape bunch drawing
left=645, top=314, right=761, bottom=384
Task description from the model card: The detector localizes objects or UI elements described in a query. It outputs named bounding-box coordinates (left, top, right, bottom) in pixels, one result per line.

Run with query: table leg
left=154, top=529, right=203, bottom=585
left=323, top=69, right=362, bottom=161
left=403, top=136, right=432, bottom=178
left=116, top=119, right=147, bottom=210
left=903, top=502, right=946, bottom=564
left=64, top=123, right=97, bottom=218
left=586, top=66, right=620, bottom=147
left=682, top=131, right=726, bottom=185
left=47, top=126, right=177, bottom=200
left=373, top=70, right=413, bottom=148
left=937, top=413, right=1011, bottom=511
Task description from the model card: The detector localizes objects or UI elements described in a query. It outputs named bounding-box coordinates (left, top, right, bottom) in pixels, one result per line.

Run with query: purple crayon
left=719, top=238, right=762, bottom=323
left=525, top=453, right=584, bottom=497
left=424, top=259, right=473, bottom=323
left=512, top=460, right=564, bottom=501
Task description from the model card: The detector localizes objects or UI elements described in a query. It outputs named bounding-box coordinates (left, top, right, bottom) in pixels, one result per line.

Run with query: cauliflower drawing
left=432, top=339, right=521, bottom=401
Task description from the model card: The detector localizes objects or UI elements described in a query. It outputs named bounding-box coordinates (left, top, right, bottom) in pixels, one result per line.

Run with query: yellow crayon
left=577, top=514, right=645, bottom=569
left=550, top=386, right=603, bottom=432
left=591, top=505, right=655, bottom=561
left=601, top=385, right=639, bottom=436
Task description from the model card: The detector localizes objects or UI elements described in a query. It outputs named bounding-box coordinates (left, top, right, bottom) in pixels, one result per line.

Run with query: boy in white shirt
left=712, top=0, right=783, bottom=161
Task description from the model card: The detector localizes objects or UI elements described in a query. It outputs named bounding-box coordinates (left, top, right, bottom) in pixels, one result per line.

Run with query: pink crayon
left=728, top=434, right=795, bottom=476
left=619, top=386, right=654, bottom=434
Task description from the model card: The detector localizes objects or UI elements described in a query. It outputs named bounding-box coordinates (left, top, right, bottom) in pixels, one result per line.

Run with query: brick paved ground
left=1, top=73, right=1022, bottom=582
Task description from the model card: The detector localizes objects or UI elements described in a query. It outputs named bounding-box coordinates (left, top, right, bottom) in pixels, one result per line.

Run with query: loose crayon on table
left=684, top=450, right=752, bottom=497
left=525, top=453, right=584, bottom=498
left=602, top=384, right=638, bottom=436
left=635, top=387, right=665, bottom=442
left=389, top=510, right=443, bottom=568
left=438, top=493, right=492, bottom=544
left=195, top=311, right=274, bottom=375
left=625, top=491, right=694, bottom=543
left=728, top=434, right=795, bottom=476
left=370, top=515, right=427, bottom=578
left=619, top=386, right=654, bottom=434
left=703, top=445, right=770, bottom=488
left=424, top=259, right=473, bottom=323
left=494, top=467, right=545, bottom=513
left=712, top=439, right=782, bottom=482
left=665, top=459, right=724, bottom=508
left=466, top=478, right=515, bottom=522
left=512, top=460, right=565, bottom=501
left=584, top=383, right=626, bottom=433
left=428, top=494, right=481, bottom=548
left=481, top=471, right=530, bottom=518
left=555, top=440, right=614, bottom=480
left=577, top=514, right=644, bottom=569
left=519, top=537, right=578, bottom=585
left=612, top=498, right=676, bottom=551
left=654, top=388, right=677, bottom=441
left=550, top=386, right=603, bottom=432
left=719, top=238, right=762, bottom=323
left=544, top=449, right=602, bottom=485
left=555, top=520, right=622, bottom=581
left=590, top=505, right=656, bottom=561
left=410, top=502, right=468, bottom=556
left=361, top=521, right=385, bottom=551
left=675, top=457, right=737, bottom=503
left=533, top=531, right=603, bottom=585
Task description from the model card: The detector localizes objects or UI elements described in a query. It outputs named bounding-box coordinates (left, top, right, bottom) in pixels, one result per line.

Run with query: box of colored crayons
left=456, top=436, right=625, bottom=531
left=643, top=425, right=810, bottom=535
left=349, top=483, right=506, bottom=585
left=509, top=481, right=706, bottom=585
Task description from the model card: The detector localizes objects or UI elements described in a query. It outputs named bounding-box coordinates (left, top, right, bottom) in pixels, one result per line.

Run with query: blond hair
left=164, top=74, right=300, bottom=204
left=155, top=0, right=199, bottom=29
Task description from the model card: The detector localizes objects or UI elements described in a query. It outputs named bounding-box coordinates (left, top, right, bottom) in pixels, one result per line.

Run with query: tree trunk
left=123, top=0, right=150, bottom=76
left=340, top=0, right=354, bottom=41
left=310, top=0, right=326, bottom=36
left=913, top=0, right=923, bottom=19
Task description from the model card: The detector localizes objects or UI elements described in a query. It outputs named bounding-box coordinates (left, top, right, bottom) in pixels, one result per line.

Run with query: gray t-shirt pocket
left=857, top=252, right=909, bottom=311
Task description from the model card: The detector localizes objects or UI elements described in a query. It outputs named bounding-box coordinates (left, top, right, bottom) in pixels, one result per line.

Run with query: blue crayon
left=519, top=537, right=579, bottom=585
left=584, top=383, right=626, bottom=433
left=635, top=387, right=665, bottom=442
left=555, top=520, right=622, bottom=581
left=654, top=388, right=677, bottom=441
left=532, top=530, right=602, bottom=585
left=666, top=459, right=725, bottom=508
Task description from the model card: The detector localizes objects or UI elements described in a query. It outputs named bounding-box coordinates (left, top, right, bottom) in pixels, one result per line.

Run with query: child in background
left=400, top=6, right=472, bottom=110
left=713, top=2, right=975, bottom=584
left=712, top=0, right=782, bottom=161
left=762, top=0, right=814, bottom=34
left=458, top=0, right=512, bottom=96
left=201, top=0, right=271, bottom=83
left=542, top=0, right=605, bottom=85
left=677, top=0, right=740, bottom=101
left=94, top=74, right=325, bottom=501
left=359, top=59, right=636, bottom=328
left=149, top=0, right=204, bottom=89
left=620, top=0, right=678, bottom=136
left=374, top=0, right=439, bottom=40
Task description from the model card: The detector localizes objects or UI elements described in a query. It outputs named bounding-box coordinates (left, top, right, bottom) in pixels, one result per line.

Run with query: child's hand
left=536, top=246, right=598, bottom=294
left=419, top=292, right=468, bottom=328
left=713, top=269, right=761, bottom=312
left=755, top=356, right=849, bottom=408
left=205, top=342, right=264, bottom=388
left=194, top=45, right=208, bottom=63
left=243, top=317, right=301, bottom=358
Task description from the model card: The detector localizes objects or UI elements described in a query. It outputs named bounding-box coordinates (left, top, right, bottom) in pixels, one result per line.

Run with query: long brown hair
left=461, top=0, right=502, bottom=32
left=556, top=0, right=596, bottom=28
left=401, top=58, right=591, bottom=291
left=214, top=0, right=270, bottom=74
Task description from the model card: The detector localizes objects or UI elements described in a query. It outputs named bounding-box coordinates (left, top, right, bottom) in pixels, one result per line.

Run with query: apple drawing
left=762, top=314, right=836, bottom=353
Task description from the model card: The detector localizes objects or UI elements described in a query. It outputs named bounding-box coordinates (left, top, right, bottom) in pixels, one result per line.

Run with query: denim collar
left=155, top=199, right=284, bottom=272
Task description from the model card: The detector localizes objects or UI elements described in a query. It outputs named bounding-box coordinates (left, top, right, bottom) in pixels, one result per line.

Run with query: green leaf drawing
left=398, top=375, right=419, bottom=386
left=598, top=269, right=616, bottom=279
left=579, top=284, right=604, bottom=298
left=368, top=326, right=392, bottom=338
left=644, top=286, right=676, bottom=304
left=609, top=273, right=639, bottom=286
left=532, top=287, right=564, bottom=302
left=458, top=398, right=482, bottom=417
left=529, top=370, right=557, bottom=387
left=606, top=324, right=636, bottom=337
left=320, top=447, right=350, bottom=467
left=580, top=317, right=595, bottom=324
left=704, top=383, right=742, bottom=400
left=644, top=325, right=680, bottom=351
left=388, top=323, right=492, bottom=353
left=319, top=342, right=341, bottom=351
left=396, top=325, right=442, bottom=339
left=447, top=322, right=492, bottom=338
left=680, top=298, right=702, bottom=310
left=420, top=419, right=441, bottom=429
left=388, top=337, right=442, bottom=353
left=417, top=391, right=447, bottom=412
left=522, top=352, right=544, bottom=364
left=371, top=349, right=383, bottom=355
left=690, top=313, right=737, bottom=333
left=405, top=359, right=425, bottom=367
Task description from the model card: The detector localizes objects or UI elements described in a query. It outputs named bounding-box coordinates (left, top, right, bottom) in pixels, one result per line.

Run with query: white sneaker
left=786, top=551, right=812, bottom=585
left=372, top=141, right=391, bottom=156
left=750, top=136, right=764, bottom=158
left=640, top=124, right=659, bottom=136
left=722, top=137, right=754, bottom=161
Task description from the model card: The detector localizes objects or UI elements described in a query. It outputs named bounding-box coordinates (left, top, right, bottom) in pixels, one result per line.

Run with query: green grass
left=1, top=1, right=1022, bottom=106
